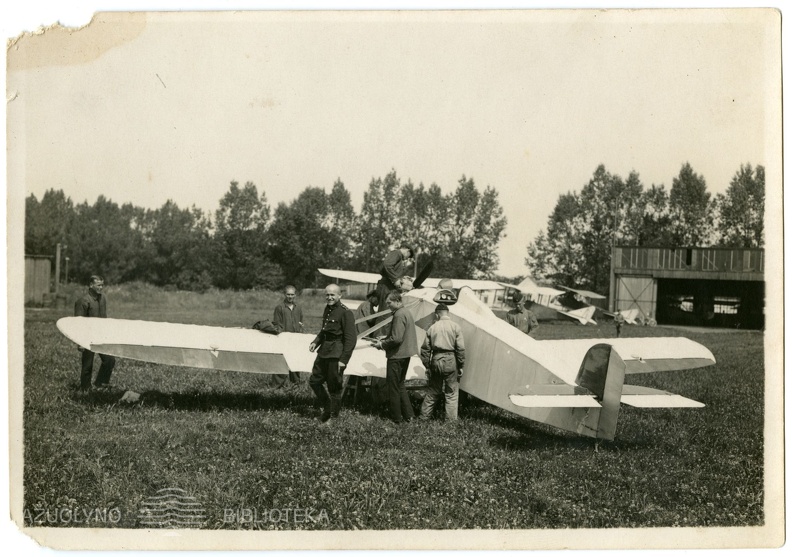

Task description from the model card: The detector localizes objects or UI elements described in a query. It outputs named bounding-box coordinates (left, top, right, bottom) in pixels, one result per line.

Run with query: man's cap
left=512, top=291, right=524, bottom=303
left=435, top=303, right=449, bottom=312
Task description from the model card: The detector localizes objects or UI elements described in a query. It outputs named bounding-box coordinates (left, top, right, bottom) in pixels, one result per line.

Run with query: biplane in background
left=319, top=268, right=603, bottom=325
left=56, top=282, right=715, bottom=441
left=503, top=276, right=606, bottom=325
left=317, top=268, right=505, bottom=304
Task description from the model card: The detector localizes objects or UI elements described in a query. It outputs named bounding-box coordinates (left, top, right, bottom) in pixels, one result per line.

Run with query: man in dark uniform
left=375, top=246, right=414, bottom=312
left=309, top=283, right=357, bottom=423
left=506, top=291, right=539, bottom=336
left=74, top=275, right=116, bottom=391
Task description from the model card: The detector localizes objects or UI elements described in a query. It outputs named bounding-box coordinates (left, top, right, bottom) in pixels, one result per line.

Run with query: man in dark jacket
left=74, top=275, right=116, bottom=391
left=309, top=284, right=357, bottom=423
left=354, top=289, right=381, bottom=335
left=271, top=285, right=304, bottom=386
left=372, top=291, right=419, bottom=424
left=506, top=291, right=539, bottom=336
left=375, top=246, right=414, bottom=311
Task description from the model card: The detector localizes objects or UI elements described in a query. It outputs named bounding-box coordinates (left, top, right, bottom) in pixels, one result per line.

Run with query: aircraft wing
left=502, top=280, right=565, bottom=298
left=558, top=285, right=607, bottom=300
left=57, top=316, right=427, bottom=380
left=423, top=278, right=503, bottom=290
left=318, top=268, right=381, bottom=284
left=319, top=268, right=504, bottom=293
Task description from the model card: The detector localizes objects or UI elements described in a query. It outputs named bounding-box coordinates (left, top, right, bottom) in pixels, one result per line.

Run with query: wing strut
left=356, top=316, right=393, bottom=339
left=354, top=309, right=392, bottom=325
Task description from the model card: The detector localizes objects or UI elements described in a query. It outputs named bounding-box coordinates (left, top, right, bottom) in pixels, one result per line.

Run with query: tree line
left=526, top=162, right=765, bottom=294
left=25, top=170, right=507, bottom=291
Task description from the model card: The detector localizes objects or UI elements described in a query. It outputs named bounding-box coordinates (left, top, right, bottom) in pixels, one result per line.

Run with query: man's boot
left=329, top=394, right=342, bottom=419
left=319, top=399, right=332, bottom=423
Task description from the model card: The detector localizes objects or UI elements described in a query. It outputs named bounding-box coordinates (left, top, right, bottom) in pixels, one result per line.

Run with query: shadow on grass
left=69, top=387, right=318, bottom=415
left=466, top=399, right=657, bottom=452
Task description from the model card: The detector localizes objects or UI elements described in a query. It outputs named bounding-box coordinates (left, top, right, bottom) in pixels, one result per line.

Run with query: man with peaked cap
left=506, top=291, right=539, bottom=336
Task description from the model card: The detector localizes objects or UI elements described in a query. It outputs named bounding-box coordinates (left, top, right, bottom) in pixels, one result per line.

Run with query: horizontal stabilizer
left=537, top=337, right=715, bottom=383
left=509, top=394, right=600, bottom=408
left=620, top=385, right=705, bottom=408
left=509, top=385, right=600, bottom=408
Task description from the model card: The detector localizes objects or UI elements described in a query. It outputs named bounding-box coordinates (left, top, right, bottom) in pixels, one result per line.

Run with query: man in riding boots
left=309, top=284, right=357, bottom=423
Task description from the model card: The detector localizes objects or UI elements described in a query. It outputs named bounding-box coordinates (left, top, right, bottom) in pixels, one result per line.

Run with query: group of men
left=306, top=246, right=466, bottom=425
left=73, top=246, right=535, bottom=426
left=307, top=285, right=465, bottom=425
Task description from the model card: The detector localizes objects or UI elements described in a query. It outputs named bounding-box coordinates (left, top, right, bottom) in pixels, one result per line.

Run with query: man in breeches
left=419, top=303, right=465, bottom=421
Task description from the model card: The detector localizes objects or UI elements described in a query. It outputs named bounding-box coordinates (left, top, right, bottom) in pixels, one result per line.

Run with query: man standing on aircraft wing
left=372, top=291, right=419, bottom=424
left=375, top=246, right=414, bottom=311
left=419, top=303, right=465, bottom=421
left=271, top=285, right=304, bottom=386
left=74, top=275, right=116, bottom=391
left=506, top=291, right=539, bottom=336
left=309, top=284, right=357, bottom=423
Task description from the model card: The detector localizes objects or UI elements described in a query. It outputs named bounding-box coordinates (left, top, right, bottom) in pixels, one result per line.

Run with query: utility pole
left=55, top=243, right=62, bottom=295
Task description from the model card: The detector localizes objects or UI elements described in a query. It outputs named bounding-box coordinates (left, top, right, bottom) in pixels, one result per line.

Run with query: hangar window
left=714, top=297, right=740, bottom=315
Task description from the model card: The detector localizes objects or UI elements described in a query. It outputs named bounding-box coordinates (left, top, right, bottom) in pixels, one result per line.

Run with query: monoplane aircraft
left=56, top=284, right=714, bottom=441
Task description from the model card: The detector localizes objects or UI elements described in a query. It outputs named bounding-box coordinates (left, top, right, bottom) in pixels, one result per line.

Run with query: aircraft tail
left=508, top=343, right=625, bottom=440
left=560, top=305, right=597, bottom=325
left=509, top=341, right=706, bottom=440
left=574, top=343, right=625, bottom=440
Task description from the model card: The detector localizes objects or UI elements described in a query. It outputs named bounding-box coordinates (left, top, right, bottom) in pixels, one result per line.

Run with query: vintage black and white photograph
left=5, top=1, right=784, bottom=552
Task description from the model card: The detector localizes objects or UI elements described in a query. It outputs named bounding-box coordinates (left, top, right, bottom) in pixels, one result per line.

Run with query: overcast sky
left=6, top=3, right=781, bottom=277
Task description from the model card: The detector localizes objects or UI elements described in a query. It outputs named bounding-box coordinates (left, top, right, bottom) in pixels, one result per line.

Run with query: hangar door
left=615, top=276, right=657, bottom=322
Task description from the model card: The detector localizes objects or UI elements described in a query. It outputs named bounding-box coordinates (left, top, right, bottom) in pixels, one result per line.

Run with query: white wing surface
left=57, top=316, right=425, bottom=379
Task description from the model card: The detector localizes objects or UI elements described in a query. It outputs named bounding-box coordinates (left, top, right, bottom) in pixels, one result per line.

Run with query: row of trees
left=526, top=162, right=765, bottom=294
left=25, top=171, right=507, bottom=290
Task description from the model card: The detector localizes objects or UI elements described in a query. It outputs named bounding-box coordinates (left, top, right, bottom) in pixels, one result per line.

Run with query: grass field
left=20, top=284, right=765, bottom=531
